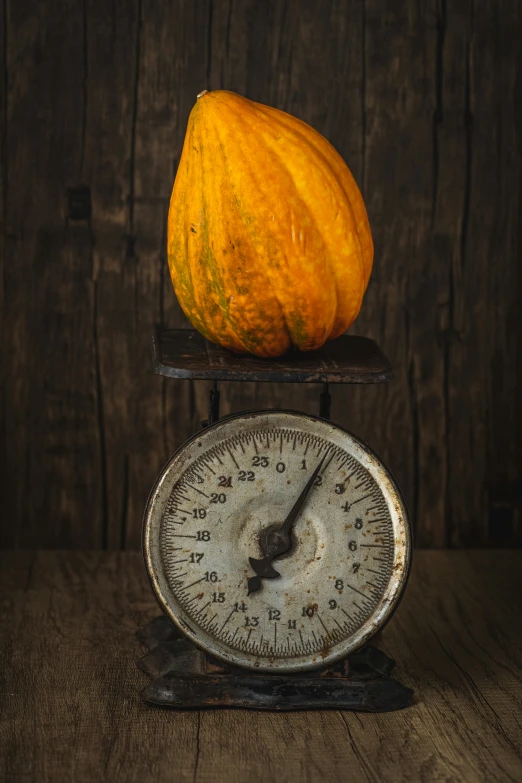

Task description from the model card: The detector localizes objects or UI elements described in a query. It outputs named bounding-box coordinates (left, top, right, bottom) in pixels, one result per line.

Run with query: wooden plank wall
left=1, top=0, right=520, bottom=549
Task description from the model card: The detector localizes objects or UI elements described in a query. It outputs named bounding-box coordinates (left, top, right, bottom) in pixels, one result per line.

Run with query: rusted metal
left=143, top=410, right=411, bottom=673
left=152, top=327, right=394, bottom=384
left=137, top=615, right=414, bottom=711
left=319, top=382, right=331, bottom=419
left=139, top=329, right=414, bottom=711
left=201, top=380, right=220, bottom=427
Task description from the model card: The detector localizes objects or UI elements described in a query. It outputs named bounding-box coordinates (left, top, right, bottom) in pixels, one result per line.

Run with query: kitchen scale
left=137, top=327, right=413, bottom=711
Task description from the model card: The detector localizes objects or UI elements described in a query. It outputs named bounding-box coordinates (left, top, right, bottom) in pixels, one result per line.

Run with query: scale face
left=144, top=410, right=411, bottom=673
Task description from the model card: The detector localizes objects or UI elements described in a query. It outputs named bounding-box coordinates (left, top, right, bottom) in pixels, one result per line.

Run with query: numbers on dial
left=196, top=530, right=210, bottom=541
left=156, top=421, right=398, bottom=667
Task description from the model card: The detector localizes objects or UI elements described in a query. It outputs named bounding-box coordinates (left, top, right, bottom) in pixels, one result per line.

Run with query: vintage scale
left=137, top=327, right=413, bottom=711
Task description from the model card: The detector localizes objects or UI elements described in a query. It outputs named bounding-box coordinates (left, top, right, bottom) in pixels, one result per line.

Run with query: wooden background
left=0, top=0, right=520, bottom=550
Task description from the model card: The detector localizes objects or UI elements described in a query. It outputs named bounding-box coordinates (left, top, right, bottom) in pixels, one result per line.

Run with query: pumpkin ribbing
left=167, top=90, right=373, bottom=358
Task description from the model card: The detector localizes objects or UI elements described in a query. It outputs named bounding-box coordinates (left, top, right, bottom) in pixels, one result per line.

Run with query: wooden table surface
left=1, top=551, right=521, bottom=783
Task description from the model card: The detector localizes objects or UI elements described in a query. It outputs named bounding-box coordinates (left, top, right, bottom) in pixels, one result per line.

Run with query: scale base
left=136, top=616, right=414, bottom=712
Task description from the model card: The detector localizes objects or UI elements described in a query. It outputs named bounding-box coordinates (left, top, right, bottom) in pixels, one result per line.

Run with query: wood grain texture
left=0, top=1, right=520, bottom=548
left=0, top=550, right=521, bottom=782
left=0, top=0, right=103, bottom=548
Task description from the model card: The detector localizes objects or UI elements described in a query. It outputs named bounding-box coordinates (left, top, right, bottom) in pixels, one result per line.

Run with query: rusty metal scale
left=137, top=328, right=414, bottom=711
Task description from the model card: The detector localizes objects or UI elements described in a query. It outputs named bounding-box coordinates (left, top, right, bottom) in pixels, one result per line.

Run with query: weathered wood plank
left=129, top=0, right=215, bottom=547
left=410, top=0, right=469, bottom=547
left=447, top=0, right=522, bottom=546
left=0, top=551, right=520, bottom=782
left=342, top=1, right=438, bottom=545
left=0, top=0, right=6, bottom=493
left=0, top=0, right=102, bottom=547
left=82, top=0, right=141, bottom=550
left=0, top=1, right=521, bottom=549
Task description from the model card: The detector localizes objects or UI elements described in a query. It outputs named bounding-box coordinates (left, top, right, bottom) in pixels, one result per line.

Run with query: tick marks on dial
left=183, top=576, right=207, bottom=589
left=361, top=544, right=388, bottom=548
left=317, top=614, right=330, bottom=638
left=176, top=492, right=194, bottom=503
left=349, top=493, right=373, bottom=507
left=155, top=420, right=402, bottom=667
left=191, top=486, right=209, bottom=498
left=226, top=446, right=239, bottom=469
left=366, top=567, right=387, bottom=578
left=220, top=609, right=235, bottom=632
left=345, top=582, right=369, bottom=599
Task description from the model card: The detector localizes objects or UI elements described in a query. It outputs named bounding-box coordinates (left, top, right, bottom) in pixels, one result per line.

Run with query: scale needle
left=247, top=454, right=326, bottom=595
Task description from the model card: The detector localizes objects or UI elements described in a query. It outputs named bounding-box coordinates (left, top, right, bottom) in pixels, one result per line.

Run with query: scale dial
left=144, top=411, right=411, bottom=672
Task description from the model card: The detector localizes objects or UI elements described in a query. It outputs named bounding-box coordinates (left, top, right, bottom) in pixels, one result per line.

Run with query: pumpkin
left=167, top=90, right=373, bottom=358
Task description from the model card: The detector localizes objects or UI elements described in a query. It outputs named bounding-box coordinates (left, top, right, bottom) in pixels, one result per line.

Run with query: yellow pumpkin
left=167, top=90, right=373, bottom=358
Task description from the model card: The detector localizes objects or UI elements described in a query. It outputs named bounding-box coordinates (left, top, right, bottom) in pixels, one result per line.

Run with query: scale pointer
left=247, top=454, right=327, bottom=595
